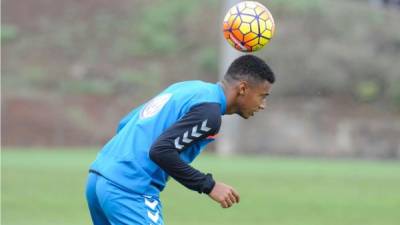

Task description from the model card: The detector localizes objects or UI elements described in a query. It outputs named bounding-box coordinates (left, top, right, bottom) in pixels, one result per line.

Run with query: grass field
left=2, top=149, right=400, bottom=225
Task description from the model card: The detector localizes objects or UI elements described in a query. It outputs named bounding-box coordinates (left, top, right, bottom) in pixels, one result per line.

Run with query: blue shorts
left=85, top=172, right=164, bottom=225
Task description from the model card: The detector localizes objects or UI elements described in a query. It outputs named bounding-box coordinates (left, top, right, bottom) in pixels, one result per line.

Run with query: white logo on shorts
left=147, top=210, right=160, bottom=223
left=145, top=198, right=158, bottom=210
left=144, top=196, right=161, bottom=224
left=140, top=93, right=172, bottom=119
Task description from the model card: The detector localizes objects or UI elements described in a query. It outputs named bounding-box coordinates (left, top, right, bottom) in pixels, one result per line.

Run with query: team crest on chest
left=140, top=93, right=172, bottom=119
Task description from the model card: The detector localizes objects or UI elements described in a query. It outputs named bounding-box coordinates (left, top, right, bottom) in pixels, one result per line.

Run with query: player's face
left=237, top=80, right=272, bottom=119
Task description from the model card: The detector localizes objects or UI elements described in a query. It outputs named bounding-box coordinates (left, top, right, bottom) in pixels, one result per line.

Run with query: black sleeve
left=149, top=103, right=222, bottom=194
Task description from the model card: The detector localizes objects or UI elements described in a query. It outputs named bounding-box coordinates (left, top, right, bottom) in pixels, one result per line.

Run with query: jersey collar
left=216, top=83, right=227, bottom=115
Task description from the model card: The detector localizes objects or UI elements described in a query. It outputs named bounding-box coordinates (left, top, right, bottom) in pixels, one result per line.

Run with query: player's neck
left=218, top=80, right=238, bottom=115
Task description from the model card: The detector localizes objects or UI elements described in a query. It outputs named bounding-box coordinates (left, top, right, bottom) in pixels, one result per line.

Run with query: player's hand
left=208, top=181, right=240, bottom=208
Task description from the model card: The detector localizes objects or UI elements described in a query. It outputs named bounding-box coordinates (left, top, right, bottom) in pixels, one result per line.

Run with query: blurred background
left=2, top=0, right=400, bottom=225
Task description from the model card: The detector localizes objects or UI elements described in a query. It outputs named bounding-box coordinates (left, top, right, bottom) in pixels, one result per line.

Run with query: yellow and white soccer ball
left=223, top=1, right=275, bottom=52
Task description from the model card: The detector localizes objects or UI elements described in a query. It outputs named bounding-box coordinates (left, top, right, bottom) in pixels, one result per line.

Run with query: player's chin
left=238, top=112, right=252, bottom=119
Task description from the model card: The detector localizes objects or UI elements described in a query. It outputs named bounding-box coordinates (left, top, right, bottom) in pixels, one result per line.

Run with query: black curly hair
left=224, top=54, right=275, bottom=85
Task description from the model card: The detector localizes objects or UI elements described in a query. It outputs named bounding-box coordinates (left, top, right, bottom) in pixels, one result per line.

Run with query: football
left=223, top=1, right=275, bottom=52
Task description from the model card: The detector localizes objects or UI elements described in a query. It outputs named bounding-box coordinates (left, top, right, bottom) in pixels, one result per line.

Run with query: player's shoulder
left=191, top=102, right=222, bottom=117
left=190, top=102, right=222, bottom=127
left=163, top=80, right=225, bottom=115
left=167, top=80, right=215, bottom=92
left=184, top=102, right=222, bottom=133
left=189, top=80, right=220, bottom=96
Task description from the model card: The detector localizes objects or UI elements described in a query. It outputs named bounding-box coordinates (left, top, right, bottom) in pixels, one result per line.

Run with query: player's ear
left=238, top=80, right=249, bottom=96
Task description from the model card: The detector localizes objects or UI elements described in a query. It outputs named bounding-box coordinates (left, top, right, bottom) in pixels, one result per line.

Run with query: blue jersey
left=90, top=80, right=226, bottom=196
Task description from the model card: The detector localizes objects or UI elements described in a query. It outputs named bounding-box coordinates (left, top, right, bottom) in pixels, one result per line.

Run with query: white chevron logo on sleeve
left=191, top=125, right=202, bottom=137
left=182, top=131, right=193, bottom=143
left=147, top=210, right=160, bottom=223
left=174, top=137, right=184, bottom=149
left=200, top=119, right=211, bottom=132
left=144, top=198, right=158, bottom=210
left=174, top=120, right=213, bottom=150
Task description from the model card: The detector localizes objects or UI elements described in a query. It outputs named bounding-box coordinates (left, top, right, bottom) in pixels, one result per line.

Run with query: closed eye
left=261, top=93, right=270, bottom=99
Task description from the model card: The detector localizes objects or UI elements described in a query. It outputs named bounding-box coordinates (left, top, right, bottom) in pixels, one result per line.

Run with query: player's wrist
left=202, top=173, right=216, bottom=194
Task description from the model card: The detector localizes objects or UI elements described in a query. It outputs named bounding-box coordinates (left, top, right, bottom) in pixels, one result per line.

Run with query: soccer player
left=86, top=54, right=275, bottom=225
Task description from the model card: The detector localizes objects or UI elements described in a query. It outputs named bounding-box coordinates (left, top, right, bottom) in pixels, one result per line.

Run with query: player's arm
left=149, top=103, right=240, bottom=208
left=149, top=103, right=220, bottom=194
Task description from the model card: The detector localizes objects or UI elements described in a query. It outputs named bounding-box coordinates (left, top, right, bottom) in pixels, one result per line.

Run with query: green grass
left=2, top=149, right=400, bottom=225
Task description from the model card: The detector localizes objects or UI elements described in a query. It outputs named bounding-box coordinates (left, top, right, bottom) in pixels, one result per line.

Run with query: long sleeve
left=149, top=103, right=221, bottom=194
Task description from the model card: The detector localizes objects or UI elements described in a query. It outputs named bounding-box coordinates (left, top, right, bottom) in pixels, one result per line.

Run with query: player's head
left=223, top=54, right=275, bottom=119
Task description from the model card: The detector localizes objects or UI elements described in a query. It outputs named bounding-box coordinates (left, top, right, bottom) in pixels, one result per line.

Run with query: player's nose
left=259, top=99, right=267, bottom=110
